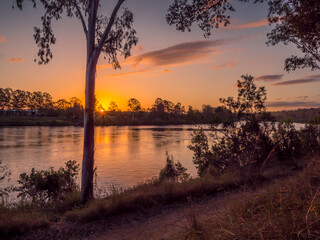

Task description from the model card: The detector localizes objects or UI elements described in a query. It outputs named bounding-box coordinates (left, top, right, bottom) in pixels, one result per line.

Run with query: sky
left=0, top=0, right=320, bottom=111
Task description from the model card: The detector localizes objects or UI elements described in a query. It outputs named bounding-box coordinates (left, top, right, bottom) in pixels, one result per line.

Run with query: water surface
left=0, top=125, right=199, bottom=192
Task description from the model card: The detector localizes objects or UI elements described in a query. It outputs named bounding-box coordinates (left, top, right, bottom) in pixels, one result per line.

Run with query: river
left=0, top=125, right=202, bottom=195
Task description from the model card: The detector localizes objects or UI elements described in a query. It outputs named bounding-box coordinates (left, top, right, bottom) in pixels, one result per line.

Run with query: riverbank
left=2, top=156, right=319, bottom=239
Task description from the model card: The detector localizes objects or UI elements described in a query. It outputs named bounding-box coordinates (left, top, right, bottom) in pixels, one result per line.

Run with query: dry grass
left=0, top=202, right=49, bottom=238
left=172, top=158, right=320, bottom=240
left=63, top=164, right=283, bottom=223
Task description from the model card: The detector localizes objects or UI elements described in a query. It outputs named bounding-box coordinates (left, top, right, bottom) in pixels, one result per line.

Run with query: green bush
left=16, top=160, right=80, bottom=204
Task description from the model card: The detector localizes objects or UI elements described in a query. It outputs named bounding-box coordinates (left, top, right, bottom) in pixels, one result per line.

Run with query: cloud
left=266, top=101, right=320, bottom=108
left=211, top=61, right=235, bottom=69
left=135, top=45, right=143, bottom=51
left=229, top=18, right=269, bottom=30
left=106, top=70, right=152, bottom=78
left=256, top=74, right=284, bottom=82
left=163, top=69, right=171, bottom=73
left=272, top=74, right=320, bottom=86
left=0, top=36, right=6, bottom=43
left=296, top=96, right=309, bottom=100
left=129, top=39, right=234, bottom=68
left=8, top=57, right=24, bottom=63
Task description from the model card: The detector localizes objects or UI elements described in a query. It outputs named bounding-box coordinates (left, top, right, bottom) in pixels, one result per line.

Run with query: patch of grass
left=0, top=202, right=49, bottom=238
left=172, top=157, right=320, bottom=240
left=63, top=163, right=284, bottom=223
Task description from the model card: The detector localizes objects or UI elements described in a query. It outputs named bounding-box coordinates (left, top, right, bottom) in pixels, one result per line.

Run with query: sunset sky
left=1, top=0, right=320, bottom=111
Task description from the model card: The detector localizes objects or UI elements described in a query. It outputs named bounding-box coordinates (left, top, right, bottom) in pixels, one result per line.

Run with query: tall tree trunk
left=80, top=0, right=98, bottom=203
left=81, top=59, right=96, bottom=203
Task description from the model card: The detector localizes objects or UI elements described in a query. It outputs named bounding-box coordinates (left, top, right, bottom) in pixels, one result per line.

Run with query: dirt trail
left=91, top=189, right=251, bottom=240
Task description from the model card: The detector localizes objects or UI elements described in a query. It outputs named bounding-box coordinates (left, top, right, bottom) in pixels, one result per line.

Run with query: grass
left=0, top=158, right=312, bottom=239
left=171, top=157, right=320, bottom=240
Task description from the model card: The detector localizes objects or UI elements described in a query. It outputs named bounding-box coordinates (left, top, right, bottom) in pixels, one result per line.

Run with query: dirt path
left=91, top=189, right=251, bottom=240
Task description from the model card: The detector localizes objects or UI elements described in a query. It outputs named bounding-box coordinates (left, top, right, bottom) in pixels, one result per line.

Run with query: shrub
left=159, top=153, right=190, bottom=182
left=0, top=160, right=11, bottom=201
left=300, top=123, right=320, bottom=155
left=273, top=120, right=302, bottom=164
left=16, top=160, right=80, bottom=204
left=189, top=75, right=274, bottom=176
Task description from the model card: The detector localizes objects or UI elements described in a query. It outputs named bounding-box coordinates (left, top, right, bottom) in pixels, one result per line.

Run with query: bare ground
left=13, top=176, right=289, bottom=240
left=90, top=188, right=254, bottom=240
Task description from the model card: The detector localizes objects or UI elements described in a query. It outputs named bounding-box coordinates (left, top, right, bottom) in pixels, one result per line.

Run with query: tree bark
left=81, top=59, right=96, bottom=203
left=80, top=0, right=98, bottom=203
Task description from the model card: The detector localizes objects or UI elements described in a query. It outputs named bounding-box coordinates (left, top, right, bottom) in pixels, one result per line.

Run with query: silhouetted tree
left=167, top=0, right=235, bottom=38
left=0, top=88, right=13, bottom=111
left=108, top=101, right=121, bottom=112
left=12, top=89, right=28, bottom=111
left=14, top=0, right=138, bottom=202
left=55, top=99, right=71, bottom=110
left=267, top=0, right=320, bottom=71
left=127, top=98, right=141, bottom=121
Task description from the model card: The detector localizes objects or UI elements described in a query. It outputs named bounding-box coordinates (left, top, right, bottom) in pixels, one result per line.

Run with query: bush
left=189, top=75, right=274, bottom=176
left=273, top=120, right=302, bottom=164
left=159, top=153, right=190, bottom=182
left=300, top=123, right=320, bottom=155
left=0, top=160, right=11, bottom=201
left=16, top=160, right=80, bottom=204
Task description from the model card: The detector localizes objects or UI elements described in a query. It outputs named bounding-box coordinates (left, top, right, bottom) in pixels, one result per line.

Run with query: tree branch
left=71, top=0, right=88, bottom=37
left=95, top=0, right=125, bottom=60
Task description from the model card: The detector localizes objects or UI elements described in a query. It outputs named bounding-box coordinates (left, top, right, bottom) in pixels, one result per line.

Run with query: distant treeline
left=1, top=87, right=320, bottom=126
left=0, top=87, right=233, bottom=126
left=271, top=108, right=320, bottom=124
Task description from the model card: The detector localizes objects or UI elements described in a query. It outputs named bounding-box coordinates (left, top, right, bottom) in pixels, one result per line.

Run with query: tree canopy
left=267, top=0, right=320, bottom=71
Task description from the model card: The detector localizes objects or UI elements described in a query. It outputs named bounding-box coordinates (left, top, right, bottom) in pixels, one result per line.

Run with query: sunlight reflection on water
left=0, top=125, right=201, bottom=193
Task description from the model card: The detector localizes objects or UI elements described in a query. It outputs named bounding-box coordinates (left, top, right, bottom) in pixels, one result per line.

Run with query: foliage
left=127, top=98, right=141, bottom=112
left=300, top=123, right=320, bottom=155
left=167, top=0, right=235, bottom=38
left=0, top=161, right=11, bottom=200
left=189, top=75, right=273, bottom=176
left=108, top=101, right=121, bottom=112
left=267, top=0, right=320, bottom=71
left=273, top=120, right=302, bottom=164
left=17, top=160, right=80, bottom=204
left=159, top=153, right=190, bottom=182
left=220, top=74, right=266, bottom=118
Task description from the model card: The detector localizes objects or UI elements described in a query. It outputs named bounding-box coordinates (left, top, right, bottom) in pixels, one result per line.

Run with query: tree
left=267, top=0, right=320, bottom=71
left=167, top=0, right=235, bottom=38
left=12, top=89, right=28, bottom=111
left=55, top=99, right=71, bottom=110
left=108, top=101, right=121, bottom=112
left=0, top=88, right=13, bottom=111
left=127, top=98, right=141, bottom=121
left=14, top=0, right=138, bottom=202
left=127, top=98, right=141, bottom=112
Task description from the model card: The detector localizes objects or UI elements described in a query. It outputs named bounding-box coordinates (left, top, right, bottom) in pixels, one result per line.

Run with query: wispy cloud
left=0, top=36, right=6, bottom=43
left=272, top=74, right=320, bottom=86
left=211, top=61, right=235, bottom=70
left=106, top=70, right=152, bottom=78
left=129, top=39, right=235, bottom=68
left=8, top=57, right=24, bottom=63
left=266, top=101, right=320, bottom=108
left=134, top=45, right=143, bottom=51
left=256, top=74, right=284, bottom=82
left=296, top=96, right=309, bottom=100
left=229, top=18, right=268, bottom=30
